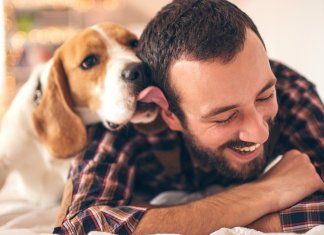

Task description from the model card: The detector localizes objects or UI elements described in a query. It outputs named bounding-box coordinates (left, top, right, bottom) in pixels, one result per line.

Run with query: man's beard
left=182, top=119, right=274, bottom=185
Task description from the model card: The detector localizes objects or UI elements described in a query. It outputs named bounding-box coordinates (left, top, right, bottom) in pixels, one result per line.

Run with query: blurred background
left=0, top=0, right=323, bottom=117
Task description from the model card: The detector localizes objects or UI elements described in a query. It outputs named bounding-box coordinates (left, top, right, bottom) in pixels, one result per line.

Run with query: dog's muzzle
left=104, top=63, right=154, bottom=131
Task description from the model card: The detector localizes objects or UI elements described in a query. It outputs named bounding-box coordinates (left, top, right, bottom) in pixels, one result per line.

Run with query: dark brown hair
left=138, top=0, right=265, bottom=125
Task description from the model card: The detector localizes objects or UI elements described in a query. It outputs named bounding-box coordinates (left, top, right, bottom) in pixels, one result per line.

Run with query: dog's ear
left=32, top=54, right=87, bottom=159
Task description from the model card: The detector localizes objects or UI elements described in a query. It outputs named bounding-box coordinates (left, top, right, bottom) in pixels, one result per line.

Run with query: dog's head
left=32, top=22, right=160, bottom=158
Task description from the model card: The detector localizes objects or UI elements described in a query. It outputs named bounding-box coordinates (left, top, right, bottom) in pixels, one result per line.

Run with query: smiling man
left=164, top=29, right=278, bottom=184
left=54, top=0, right=324, bottom=234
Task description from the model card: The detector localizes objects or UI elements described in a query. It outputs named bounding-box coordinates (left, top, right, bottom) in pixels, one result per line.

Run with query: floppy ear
left=32, top=55, right=87, bottom=159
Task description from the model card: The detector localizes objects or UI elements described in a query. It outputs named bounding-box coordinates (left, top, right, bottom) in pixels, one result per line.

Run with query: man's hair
left=138, top=0, right=265, bottom=125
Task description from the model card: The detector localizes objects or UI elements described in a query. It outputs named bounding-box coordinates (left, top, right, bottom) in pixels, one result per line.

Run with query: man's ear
left=161, top=109, right=184, bottom=131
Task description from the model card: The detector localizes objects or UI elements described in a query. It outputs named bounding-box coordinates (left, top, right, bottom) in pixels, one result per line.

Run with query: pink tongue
left=137, top=86, right=169, bottom=111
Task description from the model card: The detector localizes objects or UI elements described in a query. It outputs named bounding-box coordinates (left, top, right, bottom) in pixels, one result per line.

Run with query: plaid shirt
left=54, top=60, right=324, bottom=234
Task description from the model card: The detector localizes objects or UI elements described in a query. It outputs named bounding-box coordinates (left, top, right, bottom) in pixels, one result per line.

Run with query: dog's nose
left=122, top=63, right=146, bottom=81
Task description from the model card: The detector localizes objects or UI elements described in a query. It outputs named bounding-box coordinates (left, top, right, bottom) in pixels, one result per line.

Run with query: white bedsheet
left=88, top=226, right=324, bottom=235
left=0, top=173, right=58, bottom=235
left=211, top=226, right=324, bottom=235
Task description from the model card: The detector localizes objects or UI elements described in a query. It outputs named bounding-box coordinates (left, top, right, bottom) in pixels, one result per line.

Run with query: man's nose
left=238, top=109, right=269, bottom=144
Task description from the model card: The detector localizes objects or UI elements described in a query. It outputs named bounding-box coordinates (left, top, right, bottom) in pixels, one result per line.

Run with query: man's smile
left=232, top=143, right=261, bottom=153
left=226, top=144, right=263, bottom=163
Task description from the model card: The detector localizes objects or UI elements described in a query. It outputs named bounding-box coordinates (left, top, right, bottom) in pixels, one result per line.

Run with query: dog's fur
left=0, top=22, right=158, bottom=206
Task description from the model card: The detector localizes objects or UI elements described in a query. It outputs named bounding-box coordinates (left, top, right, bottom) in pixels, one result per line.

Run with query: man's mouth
left=226, top=143, right=263, bottom=163
left=230, top=143, right=261, bottom=154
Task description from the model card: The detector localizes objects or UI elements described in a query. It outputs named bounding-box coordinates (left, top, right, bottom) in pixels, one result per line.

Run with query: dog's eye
left=129, top=39, right=138, bottom=49
left=80, top=54, right=100, bottom=70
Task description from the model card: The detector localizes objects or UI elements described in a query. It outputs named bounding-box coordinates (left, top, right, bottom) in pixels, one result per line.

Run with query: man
left=54, top=0, right=324, bottom=234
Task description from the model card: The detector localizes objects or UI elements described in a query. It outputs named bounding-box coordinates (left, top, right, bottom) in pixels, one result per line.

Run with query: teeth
left=233, top=143, right=260, bottom=152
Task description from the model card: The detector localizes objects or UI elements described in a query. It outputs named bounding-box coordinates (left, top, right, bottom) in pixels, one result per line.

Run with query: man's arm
left=248, top=192, right=324, bottom=234
left=134, top=150, right=324, bottom=235
left=248, top=213, right=282, bottom=232
left=135, top=182, right=276, bottom=235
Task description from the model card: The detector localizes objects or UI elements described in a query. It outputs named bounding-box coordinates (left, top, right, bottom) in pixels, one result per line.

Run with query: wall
left=232, top=0, right=324, bottom=99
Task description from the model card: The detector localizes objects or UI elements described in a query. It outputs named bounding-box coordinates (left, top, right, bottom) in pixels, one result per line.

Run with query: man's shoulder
left=270, top=60, right=316, bottom=95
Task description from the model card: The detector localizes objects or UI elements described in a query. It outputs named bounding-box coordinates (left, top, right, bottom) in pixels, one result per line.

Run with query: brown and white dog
left=0, top=22, right=160, bottom=206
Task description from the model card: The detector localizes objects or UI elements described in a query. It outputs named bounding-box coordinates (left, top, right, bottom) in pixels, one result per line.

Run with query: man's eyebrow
left=201, top=78, right=276, bottom=120
left=257, top=79, right=276, bottom=96
left=201, top=104, right=239, bottom=119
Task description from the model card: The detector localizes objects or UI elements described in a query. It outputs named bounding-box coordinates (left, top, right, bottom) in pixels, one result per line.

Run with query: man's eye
left=80, top=54, right=100, bottom=70
left=256, top=93, right=274, bottom=102
left=214, top=112, right=238, bottom=125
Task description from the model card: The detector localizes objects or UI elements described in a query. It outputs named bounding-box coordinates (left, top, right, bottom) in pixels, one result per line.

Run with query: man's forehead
left=168, top=30, right=274, bottom=116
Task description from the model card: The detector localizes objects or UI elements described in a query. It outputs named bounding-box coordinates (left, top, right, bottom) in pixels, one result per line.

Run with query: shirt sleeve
left=53, top=205, right=146, bottom=234
left=271, top=60, right=324, bottom=163
left=53, top=124, right=148, bottom=235
left=280, top=192, right=324, bottom=233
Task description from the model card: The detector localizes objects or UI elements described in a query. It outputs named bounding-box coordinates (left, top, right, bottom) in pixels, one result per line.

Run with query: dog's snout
left=122, top=63, right=146, bottom=81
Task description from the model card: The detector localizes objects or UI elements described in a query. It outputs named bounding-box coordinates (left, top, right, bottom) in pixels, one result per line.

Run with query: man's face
left=167, top=29, right=278, bottom=183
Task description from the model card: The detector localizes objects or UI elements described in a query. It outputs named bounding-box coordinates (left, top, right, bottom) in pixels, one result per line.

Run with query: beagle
left=0, top=22, right=159, bottom=206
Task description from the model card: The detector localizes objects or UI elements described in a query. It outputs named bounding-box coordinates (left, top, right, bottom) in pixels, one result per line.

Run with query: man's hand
left=313, top=161, right=324, bottom=185
left=248, top=149, right=324, bottom=233
left=259, top=149, right=324, bottom=211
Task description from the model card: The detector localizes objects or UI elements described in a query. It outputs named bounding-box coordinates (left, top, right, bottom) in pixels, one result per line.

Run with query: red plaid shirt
left=54, top=60, right=324, bottom=234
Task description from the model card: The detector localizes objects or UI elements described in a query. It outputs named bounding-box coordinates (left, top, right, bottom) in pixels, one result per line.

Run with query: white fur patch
left=0, top=61, right=70, bottom=206
left=91, top=25, right=141, bottom=126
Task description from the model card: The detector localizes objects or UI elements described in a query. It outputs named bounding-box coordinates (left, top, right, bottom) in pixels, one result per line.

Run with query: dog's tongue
left=137, top=86, right=169, bottom=111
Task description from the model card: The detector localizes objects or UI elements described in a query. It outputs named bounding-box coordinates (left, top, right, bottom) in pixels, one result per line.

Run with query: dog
left=0, top=22, right=160, bottom=206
